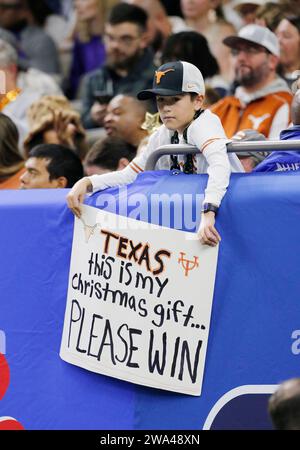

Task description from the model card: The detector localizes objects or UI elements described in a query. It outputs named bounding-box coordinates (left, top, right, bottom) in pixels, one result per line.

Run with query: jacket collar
left=234, top=76, right=291, bottom=105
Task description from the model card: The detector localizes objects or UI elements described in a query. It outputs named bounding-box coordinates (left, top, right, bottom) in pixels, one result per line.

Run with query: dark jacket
left=81, top=48, right=156, bottom=129
left=18, top=25, right=60, bottom=74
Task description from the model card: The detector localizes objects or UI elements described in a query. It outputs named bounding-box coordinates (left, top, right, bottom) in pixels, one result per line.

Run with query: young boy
left=67, top=61, right=243, bottom=246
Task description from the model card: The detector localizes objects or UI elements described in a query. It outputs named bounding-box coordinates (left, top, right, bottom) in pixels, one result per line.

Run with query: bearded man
left=211, top=24, right=292, bottom=140
left=81, top=2, right=156, bottom=129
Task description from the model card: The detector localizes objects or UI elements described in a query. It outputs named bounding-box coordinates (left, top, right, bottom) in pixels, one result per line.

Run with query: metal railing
left=145, top=141, right=300, bottom=171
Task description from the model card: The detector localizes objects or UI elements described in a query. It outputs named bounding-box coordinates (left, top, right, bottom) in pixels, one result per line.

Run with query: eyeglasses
left=103, top=33, right=140, bottom=47
left=230, top=47, right=268, bottom=56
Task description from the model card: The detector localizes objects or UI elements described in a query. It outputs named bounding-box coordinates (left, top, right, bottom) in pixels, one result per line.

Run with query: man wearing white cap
left=211, top=24, right=292, bottom=141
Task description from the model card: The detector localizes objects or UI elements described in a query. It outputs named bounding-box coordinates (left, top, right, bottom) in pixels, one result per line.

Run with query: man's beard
left=106, top=49, right=142, bottom=72
left=236, top=62, right=269, bottom=88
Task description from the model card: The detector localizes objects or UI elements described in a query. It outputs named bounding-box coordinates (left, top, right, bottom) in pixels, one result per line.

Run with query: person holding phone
left=81, top=3, right=156, bottom=129
left=89, top=90, right=113, bottom=127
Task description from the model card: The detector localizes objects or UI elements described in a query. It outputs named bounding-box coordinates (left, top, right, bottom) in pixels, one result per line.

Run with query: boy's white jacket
left=89, top=110, right=244, bottom=207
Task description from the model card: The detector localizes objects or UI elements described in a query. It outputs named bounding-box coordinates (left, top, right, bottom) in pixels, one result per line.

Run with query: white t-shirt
left=89, top=109, right=244, bottom=206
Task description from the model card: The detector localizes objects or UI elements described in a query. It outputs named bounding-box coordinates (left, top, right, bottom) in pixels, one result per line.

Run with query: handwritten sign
left=60, top=205, right=219, bottom=396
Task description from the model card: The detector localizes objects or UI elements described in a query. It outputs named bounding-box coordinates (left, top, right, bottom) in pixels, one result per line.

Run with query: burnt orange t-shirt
left=0, top=167, right=25, bottom=190
left=211, top=91, right=293, bottom=138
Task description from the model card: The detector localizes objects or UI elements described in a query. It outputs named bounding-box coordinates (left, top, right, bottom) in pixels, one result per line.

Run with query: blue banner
left=1, top=171, right=300, bottom=429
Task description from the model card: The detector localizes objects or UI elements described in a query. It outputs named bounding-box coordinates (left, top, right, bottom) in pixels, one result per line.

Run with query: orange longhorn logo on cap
left=155, top=68, right=175, bottom=84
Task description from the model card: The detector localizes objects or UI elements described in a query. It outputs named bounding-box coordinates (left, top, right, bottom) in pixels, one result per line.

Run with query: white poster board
left=60, top=205, right=219, bottom=396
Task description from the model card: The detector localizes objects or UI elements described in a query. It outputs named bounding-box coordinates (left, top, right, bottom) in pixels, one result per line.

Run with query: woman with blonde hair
left=67, top=0, right=119, bottom=98
left=0, top=113, right=25, bottom=190
left=24, top=95, right=88, bottom=160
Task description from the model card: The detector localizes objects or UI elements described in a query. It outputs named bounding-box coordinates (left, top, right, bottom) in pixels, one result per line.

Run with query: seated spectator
left=104, top=94, right=149, bottom=148
left=222, top=0, right=244, bottom=31
left=55, top=0, right=73, bottom=18
left=0, top=0, right=60, bottom=75
left=275, top=15, right=300, bottom=90
left=281, top=0, right=300, bottom=12
left=44, top=0, right=61, bottom=14
left=233, top=1, right=266, bottom=26
left=124, top=0, right=190, bottom=63
left=20, top=143, right=84, bottom=189
left=268, top=378, right=300, bottom=430
left=292, top=74, right=300, bottom=94
left=24, top=0, right=69, bottom=49
left=24, top=95, right=88, bottom=159
left=17, top=65, right=62, bottom=97
left=180, top=0, right=237, bottom=87
left=0, top=112, right=25, bottom=189
left=81, top=3, right=156, bottom=129
left=254, top=89, right=300, bottom=172
left=231, top=128, right=267, bottom=172
left=161, top=31, right=228, bottom=98
left=211, top=24, right=293, bottom=139
left=25, top=1, right=75, bottom=84
left=0, top=27, right=62, bottom=96
left=84, top=136, right=137, bottom=175
left=203, top=86, right=222, bottom=107
left=66, top=0, right=115, bottom=99
left=255, top=2, right=285, bottom=31
left=160, top=0, right=183, bottom=17
left=0, top=38, right=40, bottom=145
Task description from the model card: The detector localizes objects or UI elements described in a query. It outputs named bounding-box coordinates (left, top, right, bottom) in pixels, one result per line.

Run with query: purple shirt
left=68, top=35, right=106, bottom=98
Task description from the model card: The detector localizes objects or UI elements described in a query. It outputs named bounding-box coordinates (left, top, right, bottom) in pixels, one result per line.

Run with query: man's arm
left=81, top=72, right=104, bottom=129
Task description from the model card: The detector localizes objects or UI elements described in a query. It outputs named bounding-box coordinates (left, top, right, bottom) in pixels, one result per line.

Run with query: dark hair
left=285, top=15, right=300, bottom=33
left=29, top=144, right=84, bottom=188
left=269, top=379, right=300, bottom=430
left=26, top=132, right=44, bottom=152
left=107, top=3, right=148, bottom=33
left=276, top=14, right=300, bottom=80
left=85, top=137, right=136, bottom=171
left=25, top=129, right=88, bottom=161
left=0, top=113, right=23, bottom=169
left=161, top=31, right=219, bottom=79
left=256, top=2, right=286, bottom=31
left=26, top=0, right=53, bottom=26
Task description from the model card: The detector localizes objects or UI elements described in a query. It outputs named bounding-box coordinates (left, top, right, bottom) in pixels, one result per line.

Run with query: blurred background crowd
left=1, top=0, right=300, bottom=190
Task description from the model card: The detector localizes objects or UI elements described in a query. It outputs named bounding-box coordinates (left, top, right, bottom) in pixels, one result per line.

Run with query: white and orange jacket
left=89, top=109, right=243, bottom=208
left=211, top=77, right=293, bottom=139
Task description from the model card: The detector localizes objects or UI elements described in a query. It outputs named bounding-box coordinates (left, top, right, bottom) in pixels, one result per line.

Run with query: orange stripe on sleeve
left=201, top=137, right=222, bottom=153
left=129, top=163, right=140, bottom=174
left=131, top=161, right=144, bottom=172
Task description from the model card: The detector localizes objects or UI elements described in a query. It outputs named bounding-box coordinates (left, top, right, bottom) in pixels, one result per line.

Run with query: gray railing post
left=144, top=141, right=300, bottom=171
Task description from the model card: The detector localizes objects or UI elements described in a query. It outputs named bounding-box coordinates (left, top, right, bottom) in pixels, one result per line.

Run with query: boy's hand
left=197, top=211, right=221, bottom=247
left=66, top=177, right=92, bottom=218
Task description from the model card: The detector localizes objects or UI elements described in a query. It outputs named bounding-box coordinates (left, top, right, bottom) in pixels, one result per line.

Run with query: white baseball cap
left=223, top=24, right=280, bottom=57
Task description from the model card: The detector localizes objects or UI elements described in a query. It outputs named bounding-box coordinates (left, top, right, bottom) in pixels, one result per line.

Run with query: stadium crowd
left=0, top=0, right=300, bottom=191
left=1, top=0, right=300, bottom=429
